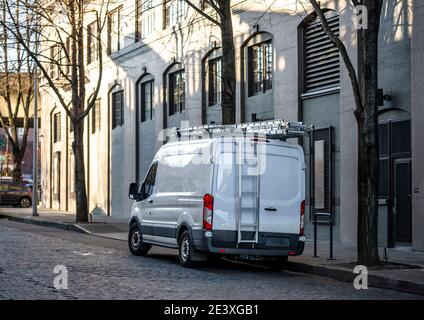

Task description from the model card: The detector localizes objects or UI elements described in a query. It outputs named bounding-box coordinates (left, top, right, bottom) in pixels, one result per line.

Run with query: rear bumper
left=192, top=229, right=305, bottom=257
left=205, top=238, right=305, bottom=257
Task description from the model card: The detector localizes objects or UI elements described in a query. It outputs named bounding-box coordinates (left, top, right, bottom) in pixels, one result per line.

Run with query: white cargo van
left=128, top=121, right=310, bottom=269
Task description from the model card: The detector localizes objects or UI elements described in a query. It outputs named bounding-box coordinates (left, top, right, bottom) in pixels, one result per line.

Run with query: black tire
left=178, top=230, right=196, bottom=268
left=19, top=197, right=31, bottom=208
left=128, top=223, right=151, bottom=256
left=265, top=257, right=288, bottom=271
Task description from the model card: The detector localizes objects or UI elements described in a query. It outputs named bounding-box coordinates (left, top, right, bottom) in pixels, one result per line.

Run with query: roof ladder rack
left=166, top=119, right=314, bottom=141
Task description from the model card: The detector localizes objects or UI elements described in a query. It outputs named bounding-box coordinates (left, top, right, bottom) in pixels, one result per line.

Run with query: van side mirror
left=128, top=183, right=139, bottom=200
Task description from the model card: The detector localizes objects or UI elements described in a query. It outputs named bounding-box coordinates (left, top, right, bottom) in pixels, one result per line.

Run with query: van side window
left=142, top=162, right=158, bottom=199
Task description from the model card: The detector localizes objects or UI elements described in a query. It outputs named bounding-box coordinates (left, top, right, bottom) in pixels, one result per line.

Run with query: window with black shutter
left=92, top=99, right=101, bottom=133
left=107, top=7, right=122, bottom=55
left=163, top=0, right=184, bottom=29
left=169, top=70, right=185, bottom=115
left=208, top=58, right=222, bottom=106
left=112, top=91, right=124, bottom=129
left=53, top=112, right=61, bottom=143
left=302, top=11, right=340, bottom=95
left=139, top=80, right=154, bottom=122
left=310, top=127, right=334, bottom=222
left=87, top=21, right=98, bottom=65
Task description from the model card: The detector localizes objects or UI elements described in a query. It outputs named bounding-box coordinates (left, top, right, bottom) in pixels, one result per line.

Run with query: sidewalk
left=1, top=207, right=423, bottom=296
left=0, top=207, right=129, bottom=240
left=287, top=241, right=424, bottom=296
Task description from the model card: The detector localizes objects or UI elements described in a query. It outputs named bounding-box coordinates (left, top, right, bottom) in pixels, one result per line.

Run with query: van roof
left=153, top=138, right=303, bottom=162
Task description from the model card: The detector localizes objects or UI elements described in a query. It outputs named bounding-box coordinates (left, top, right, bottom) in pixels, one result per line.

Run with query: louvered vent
left=304, top=12, right=340, bottom=93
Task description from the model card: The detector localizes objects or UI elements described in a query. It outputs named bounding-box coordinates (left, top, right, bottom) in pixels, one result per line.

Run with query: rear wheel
left=178, top=230, right=196, bottom=268
left=128, top=223, right=151, bottom=256
left=19, top=197, right=31, bottom=208
left=265, top=257, right=288, bottom=271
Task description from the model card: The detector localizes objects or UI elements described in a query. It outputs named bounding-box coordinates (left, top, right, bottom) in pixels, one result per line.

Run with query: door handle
left=265, top=207, right=277, bottom=212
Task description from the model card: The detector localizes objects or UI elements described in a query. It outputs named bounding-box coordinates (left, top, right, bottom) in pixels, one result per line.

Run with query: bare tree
left=1, top=0, right=110, bottom=222
left=0, top=0, right=34, bottom=182
left=306, top=0, right=383, bottom=266
left=185, top=0, right=236, bottom=124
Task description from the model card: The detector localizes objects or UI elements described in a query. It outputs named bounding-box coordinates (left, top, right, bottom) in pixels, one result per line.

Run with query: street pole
left=32, top=65, right=39, bottom=217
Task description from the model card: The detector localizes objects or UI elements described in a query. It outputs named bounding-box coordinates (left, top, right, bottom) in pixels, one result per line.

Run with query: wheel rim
left=131, top=230, right=141, bottom=250
left=181, top=237, right=190, bottom=262
left=21, top=198, right=30, bottom=208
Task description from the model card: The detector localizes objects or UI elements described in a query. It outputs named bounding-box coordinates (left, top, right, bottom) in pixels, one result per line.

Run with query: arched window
left=53, top=112, right=61, bottom=143
left=137, top=74, right=154, bottom=122
left=167, top=64, right=185, bottom=116
left=246, top=34, right=273, bottom=97
left=241, top=31, right=274, bottom=123
left=111, top=89, right=124, bottom=129
left=204, top=48, right=222, bottom=107
left=300, top=10, right=340, bottom=95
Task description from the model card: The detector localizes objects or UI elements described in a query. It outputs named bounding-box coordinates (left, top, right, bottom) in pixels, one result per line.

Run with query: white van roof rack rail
left=168, top=120, right=314, bottom=140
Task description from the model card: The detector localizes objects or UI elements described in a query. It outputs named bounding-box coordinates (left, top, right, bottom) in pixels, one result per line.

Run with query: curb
left=285, top=261, right=424, bottom=296
left=1, top=212, right=424, bottom=296
left=0, top=213, right=88, bottom=234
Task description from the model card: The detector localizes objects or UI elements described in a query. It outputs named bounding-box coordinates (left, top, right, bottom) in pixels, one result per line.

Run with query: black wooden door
left=394, top=159, right=412, bottom=243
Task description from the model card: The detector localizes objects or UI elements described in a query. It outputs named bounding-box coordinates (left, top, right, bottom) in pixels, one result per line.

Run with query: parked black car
left=0, top=181, right=32, bottom=208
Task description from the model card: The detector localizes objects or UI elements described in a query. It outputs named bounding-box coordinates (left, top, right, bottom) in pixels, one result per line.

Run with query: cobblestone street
left=0, top=219, right=422, bottom=300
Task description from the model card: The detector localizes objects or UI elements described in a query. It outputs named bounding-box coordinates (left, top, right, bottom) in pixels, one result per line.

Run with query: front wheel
left=178, top=230, right=196, bottom=268
left=19, top=197, right=31, bottom=208
left=128, top=223, right=151, bottom=256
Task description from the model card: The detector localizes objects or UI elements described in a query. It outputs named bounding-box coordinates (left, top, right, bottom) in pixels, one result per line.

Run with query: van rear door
left=259, top=144, right=304, bottom=235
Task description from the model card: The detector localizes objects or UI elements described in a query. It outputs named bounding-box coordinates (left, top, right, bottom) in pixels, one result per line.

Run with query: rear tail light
left=203, top=193, right=213, bottom=230
left=300, top=200, right=305, bottom=236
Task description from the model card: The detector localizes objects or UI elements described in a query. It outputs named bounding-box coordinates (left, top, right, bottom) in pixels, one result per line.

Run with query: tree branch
left=185, top=0, right=220, bottom=26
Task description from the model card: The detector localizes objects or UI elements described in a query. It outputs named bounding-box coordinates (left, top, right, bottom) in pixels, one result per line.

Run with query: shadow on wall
left=105, top=6, right=343, bottom=217
left=380, top=0, right=412, bottom=44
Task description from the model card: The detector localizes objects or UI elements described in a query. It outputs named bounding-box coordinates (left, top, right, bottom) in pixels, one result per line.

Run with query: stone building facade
left=39, top=0, right=423, bottom=251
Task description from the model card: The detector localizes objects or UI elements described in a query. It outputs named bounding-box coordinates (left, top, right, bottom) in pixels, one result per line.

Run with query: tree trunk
left=12, top=146, right=23, bottom=182
left=356, top=1, right=381, bottom=266
left=219, top=1, right=236, bottom=125
left=73, top=119, right=88, bottom=223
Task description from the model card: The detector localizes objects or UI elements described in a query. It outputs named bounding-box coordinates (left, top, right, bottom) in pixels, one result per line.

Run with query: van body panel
left=259, top=145, right=304, bottom=234
left=176, top=194, right=203, bottom=231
